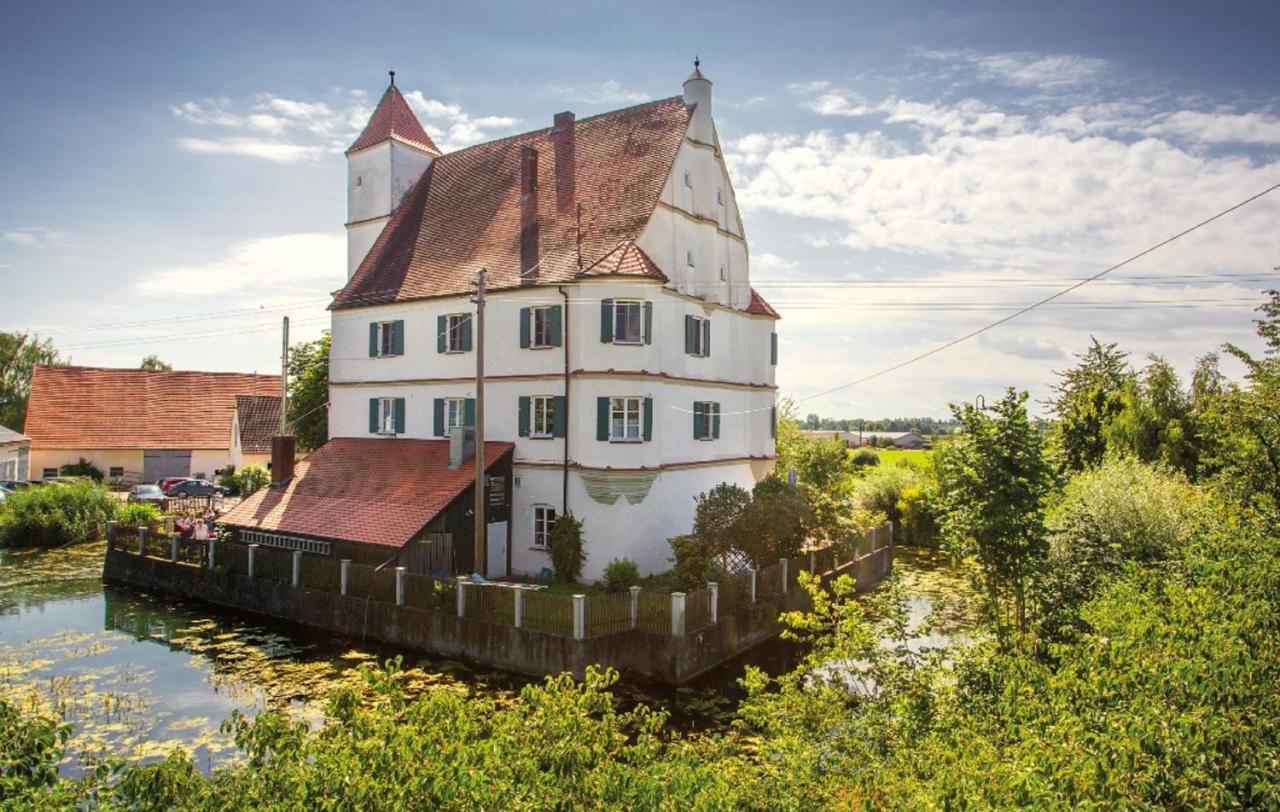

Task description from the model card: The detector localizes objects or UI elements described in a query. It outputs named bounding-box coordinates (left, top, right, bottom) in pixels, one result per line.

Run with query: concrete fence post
left=671, top=592, right=686, bottom=638
left=456, top=576, right=467, bottom=617
left=749, top=568, right=758, bottom=603
left=292, top=550, right=303, bottom=588
left=780, top=558, right=789, bottom=594
left=809, top=550, right=816, bottom=574
left=395, top=566, right=407, bottom=605
left=106, top=521, right=117, bottom=549
left=573, top=594, right=586, bottom=640
left=708, top=581, right=719, bottom=625
left=170, top=534, right=179, bottom=563
left=340, top=559, right=352, bottom=596
left=629, top=585, right=641, bottom=629
left=514, top=587, right=525, bottom=629
left=888, top=520, right=895, bottom=546
left=137, top=528, right=146, bottom=556
left=207, top=538, right=217, bottom=570
left=247, top=544, right=258, bottom=578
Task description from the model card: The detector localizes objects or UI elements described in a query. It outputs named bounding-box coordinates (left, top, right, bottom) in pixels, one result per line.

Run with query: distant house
left=230, top=394, right=284, bottom=471
left=23, top=366, right=280, bottom=484
left=0, top=426, right=30, bottom=482
left=219, top=437, right=513, bottom=576
left=798, top=429, right=930, bottom=450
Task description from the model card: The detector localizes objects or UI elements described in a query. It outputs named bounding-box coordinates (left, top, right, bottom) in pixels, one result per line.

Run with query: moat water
left=0, top=541, right=969, bottom=775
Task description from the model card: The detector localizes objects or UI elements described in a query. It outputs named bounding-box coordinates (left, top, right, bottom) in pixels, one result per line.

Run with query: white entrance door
left=486, top=521, right=507, bottom=579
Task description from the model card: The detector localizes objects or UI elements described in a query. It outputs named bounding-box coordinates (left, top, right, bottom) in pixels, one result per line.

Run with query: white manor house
left=228, top=63, right=780, bottom=582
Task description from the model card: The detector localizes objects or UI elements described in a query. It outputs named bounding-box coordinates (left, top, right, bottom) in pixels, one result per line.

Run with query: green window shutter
left=549, top=305, right=562, bottom=347
left=643, top=396, right=654, bottom=441
left=712, top=402, right=721, bottom=439
left=596, top=397, right=610, bottom=441
left=703, top=320, right=711, bottom=357
left=770, top=405, right=777, bottom=439
left=518, top=396, right=530, bottom=437
left=394, top=398, right=406, bottom=434
left=392, top=320, right=405, bottom=355
left=770, top=333, right=778, bottom=365
left=600, top=299, right=614, bottom=343
left=519, top=308, right=531, bottom=349
left=369, top=323, right=378, bottom=357
left=437, top=316, right=447, bottom=353
left=433, top=398, right=445, bottom=437
left=684, top=315, right=695, bottom=355
left=693, top=401, right=704, bottom=439
left=552, top=395, right=567, bottom=438
left=369, top=398, right=379, bottom=433
left=464, top=398, right=476, bottom=427
left=643, top=302, right=653, bottom=345
left=461, top=314, right=473, bottom=352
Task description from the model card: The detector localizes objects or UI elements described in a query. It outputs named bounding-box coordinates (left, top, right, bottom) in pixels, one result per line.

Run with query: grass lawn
left=873, top=448, right=934, bottom=469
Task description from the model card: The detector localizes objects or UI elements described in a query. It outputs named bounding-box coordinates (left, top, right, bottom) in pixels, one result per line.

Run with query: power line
left=796, top=180, right=1280, bottom=405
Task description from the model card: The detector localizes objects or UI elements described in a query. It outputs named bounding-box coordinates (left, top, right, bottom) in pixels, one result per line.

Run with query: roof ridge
left=36, top=363, right=279, bottom=378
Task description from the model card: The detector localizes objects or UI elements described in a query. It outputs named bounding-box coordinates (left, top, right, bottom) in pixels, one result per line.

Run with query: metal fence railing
left=401, top=572, right=452, bottom=613
left=718, top=571, right=754, bottom=618
left=584, top=591, right=632, bottom=637
left=685, top=587, right=714, bottom=633
left=253, top=545, right=293, bottom=585
left=464, top=584, right=515, bottom=625
left=757, top=561, right=784, bottom=600
left=300, top=555, right=340, bottom=592
left=219, top=541, right=250, bottom=576
left=637, top=589, right=672, bottom=635
left=175, top=537, right=207, bottom=566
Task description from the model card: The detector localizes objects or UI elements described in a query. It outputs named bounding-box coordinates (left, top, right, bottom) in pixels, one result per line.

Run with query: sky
left=1, top=0, right=1278, bottom=419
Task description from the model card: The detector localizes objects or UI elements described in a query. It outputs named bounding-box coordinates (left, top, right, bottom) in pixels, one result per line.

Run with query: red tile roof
left=746, top=288, right=780, bottom=319
left=347, top=84, right=440, bottom=155
left=235, top=395, right=284, bottom=455
left=23, top=366, right=280, bottom=450
left=332, top=96, right=693, bottom=309
left=578, top=240, right=667, bottom=281
left=220, top=438, right=514, bottom=547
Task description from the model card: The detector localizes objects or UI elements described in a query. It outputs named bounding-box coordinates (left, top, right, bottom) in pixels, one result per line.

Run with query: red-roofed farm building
left=23, top=365, right=280, bottom=484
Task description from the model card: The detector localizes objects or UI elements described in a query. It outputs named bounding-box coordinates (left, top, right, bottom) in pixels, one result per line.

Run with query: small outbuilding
left=0, top=426, right=30, bottom=482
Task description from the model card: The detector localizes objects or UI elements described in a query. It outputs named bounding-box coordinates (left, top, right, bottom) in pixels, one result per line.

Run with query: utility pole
left=280, top=316, right=289, bottom=434
left=473, top=269, right=486, bottom=576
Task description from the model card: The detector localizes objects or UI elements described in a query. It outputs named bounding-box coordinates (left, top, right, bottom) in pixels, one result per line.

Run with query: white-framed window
left=376, top=321, right=396, bottom=357
left=716, top=188, right=724, bottom=206
left=41, top=468, right=57, bottom=479
left=690, top=315, right=709, bottom=356
left=533, top=505, right=556, bottom=549
left=719, top=264, right=726, bottom=281
left=444, top=397, right=467, bottom=431
left=610, top=397, right=642, bottom=443
left=109, top=466, right=124, bottom=479
left=377, top=397, right=397, bottom=434
left=446, top=314, right=467, bottom=353
left=531, top=306, right=553, bottom=348
left=694, top=401, right=720, bottom=441
left=686, top=249, right=695, bottom=267
left=613, top=299, right=644, bottom=344
left=530, top=395, right=555, bottom=438
left=683, top=170, right=693, bottom=188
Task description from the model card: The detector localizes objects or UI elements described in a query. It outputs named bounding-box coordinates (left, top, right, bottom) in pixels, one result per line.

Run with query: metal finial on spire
left=694, top=55, right=700, bottom=69
left=389, top=70, right=396, bottom=86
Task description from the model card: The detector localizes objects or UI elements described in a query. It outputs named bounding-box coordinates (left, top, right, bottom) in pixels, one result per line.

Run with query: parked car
left=166, top=479, right=227, bottom=498
left=128, top=484, right=169, bottom=505
left=156, top=476, right=189, bottom=494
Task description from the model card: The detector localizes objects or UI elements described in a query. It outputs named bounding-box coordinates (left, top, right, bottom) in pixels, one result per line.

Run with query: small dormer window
left=716, top=188, right=724, bottom=206
left=719, top=264, right=726, bottom=281
left=683, top=170, right=693, bottom=188
left=686, top=249, right=695, bottom=267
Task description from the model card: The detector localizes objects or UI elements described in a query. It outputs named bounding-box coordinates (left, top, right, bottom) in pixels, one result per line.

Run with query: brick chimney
left=551, top=111, right=575, bottom=214
left=520, top=146, right=539, bottom=283
left=270, top=435, right=295, bottom=486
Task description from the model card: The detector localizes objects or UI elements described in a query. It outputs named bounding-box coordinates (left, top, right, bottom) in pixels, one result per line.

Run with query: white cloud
left=134, top=233, right=345, bottom=297
left=550, top=80, right=649, bottom=105
left=175, top=137, right=332, bottom=163
left=923, top=49, right=1110, bottom=90
left=1, top=227, right=71, bottom=248
left=1147, top=109, right=1280, bottom=144
left=401, top=91, right=520, bottom=151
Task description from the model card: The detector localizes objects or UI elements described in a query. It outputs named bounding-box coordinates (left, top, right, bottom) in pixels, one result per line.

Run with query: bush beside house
left=0, top=480, right=118, bottom=548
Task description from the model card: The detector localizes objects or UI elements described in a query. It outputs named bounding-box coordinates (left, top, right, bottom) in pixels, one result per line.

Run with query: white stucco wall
left=27, top=448, right=233, bottom=482
left=0, top=442, right=29, bottom=482
left=346, top=139, right=435, bottom=278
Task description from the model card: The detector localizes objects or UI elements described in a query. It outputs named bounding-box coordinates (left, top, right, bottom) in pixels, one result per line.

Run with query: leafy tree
left=58, top=457, right=103, bottom=481
left=139, top=355, right=172, bottom=371
left=936, top=388, right=1051, bottom=642
left=287, top=331, right=330, bottom=451
left=738, top=475, right=808, bottom=564
left=851, top=461, right=921, bottom=528
left=0, top=331, right=61, bottom=430
left=692, top=482, right=750, bottom=558
left=1047, top=337, right=1132, bottom=472
left=548, top=512, right=585, bottom=583
left=1103, top=354, right=1199, bottom=476
left=233, top=464, right=270, bottom=497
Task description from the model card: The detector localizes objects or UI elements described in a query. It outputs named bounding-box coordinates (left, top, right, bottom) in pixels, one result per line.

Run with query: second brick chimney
left=551, top=111, right=575, bottom=214
left=270, top=435, right=295, bottom=487
left=520, top=145, right=539, bottom=282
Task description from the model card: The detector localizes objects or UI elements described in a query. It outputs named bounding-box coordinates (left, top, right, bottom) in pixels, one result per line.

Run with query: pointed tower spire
left=346, top=74, right=440, bottom=156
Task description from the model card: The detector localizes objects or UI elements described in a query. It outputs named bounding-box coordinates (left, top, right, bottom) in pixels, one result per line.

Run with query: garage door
left=143, top=450, right=192, bottom=482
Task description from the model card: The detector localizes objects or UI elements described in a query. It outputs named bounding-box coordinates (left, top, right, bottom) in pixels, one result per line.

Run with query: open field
left=871, top=448, right=934, bottom=468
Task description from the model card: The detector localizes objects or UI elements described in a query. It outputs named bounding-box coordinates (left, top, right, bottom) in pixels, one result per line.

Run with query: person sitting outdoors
left=193, top=515, right=209, bottom=541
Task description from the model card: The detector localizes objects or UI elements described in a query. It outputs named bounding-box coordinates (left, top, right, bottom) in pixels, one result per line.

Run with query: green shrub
left=693, top=483, right=750, bottom=558
left=117, top=502, right=162, bottom=528
left=547, top=512, right=585, bottom=583
left=897, top=482, right=940, bottom=547
left=234, top=465, right=270, bottom=497
left=58, top=457, right=103, bottom=482
left=738, top=474, right=809, bottom=565
left=0, top=480, right=118, bottom=548
left=668, top=534, right=720, bottom=591
left=852, top=462, right=921, bottom=527
left=601, top=557, right=640, bottom=592
left=216, top=467, right=239, bottom=495
left=851, top=448, right=880, bottom=468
